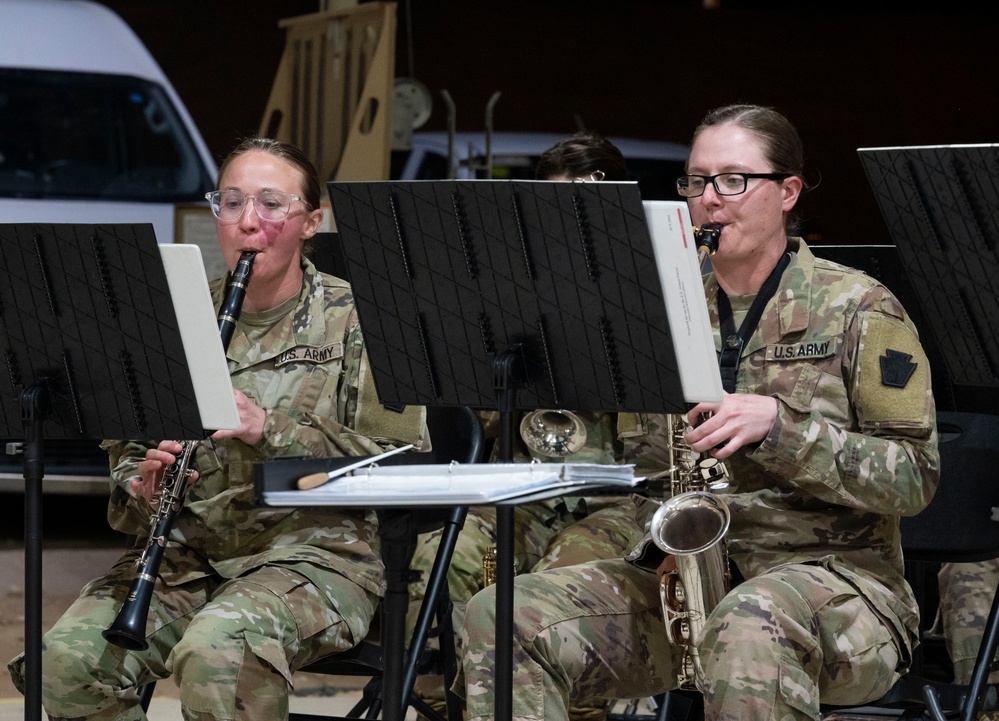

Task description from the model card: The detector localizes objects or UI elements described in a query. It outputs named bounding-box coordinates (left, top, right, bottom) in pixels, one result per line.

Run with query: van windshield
left=0, top=68, right=212, bottom=202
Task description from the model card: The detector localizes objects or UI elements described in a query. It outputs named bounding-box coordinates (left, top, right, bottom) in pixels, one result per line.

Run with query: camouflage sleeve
left=256, top=321, right=429, bottom=458
left=753, top=288, right=939, bottom=516
left=618, top=412, right=676, bottom=480
left=99, top=438, right=156, bottom=535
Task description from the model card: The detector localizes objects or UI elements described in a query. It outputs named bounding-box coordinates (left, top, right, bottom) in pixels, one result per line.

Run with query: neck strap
left=716, top=252, right=791, bottom=393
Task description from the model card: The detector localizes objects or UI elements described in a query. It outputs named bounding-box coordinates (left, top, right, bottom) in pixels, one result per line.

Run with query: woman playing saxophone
left=10, top=138, right=429, bottom=720
left=457, top=104, right=940, bottom=721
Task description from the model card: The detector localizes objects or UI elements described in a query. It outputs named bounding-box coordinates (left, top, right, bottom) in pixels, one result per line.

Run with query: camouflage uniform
left=460, top=238, right=940, bottom=721
left=937, top=560, right=999, bottom=684
left=8, top=258, right=429, bottom=721
left=407, top=410, right=643, bottom=719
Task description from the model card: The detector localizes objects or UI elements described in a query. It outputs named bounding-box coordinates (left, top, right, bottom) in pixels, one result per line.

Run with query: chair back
left=426, top=405, right=485, bottom=465
left=901, top=411, right=999, bottom=562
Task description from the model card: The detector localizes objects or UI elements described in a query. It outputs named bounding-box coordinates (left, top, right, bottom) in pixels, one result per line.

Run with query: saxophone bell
left=651, top=491, right=731, bottom=557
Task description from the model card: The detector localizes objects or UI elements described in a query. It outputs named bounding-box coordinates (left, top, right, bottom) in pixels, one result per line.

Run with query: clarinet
left=103, top=251, right=257, bottom=651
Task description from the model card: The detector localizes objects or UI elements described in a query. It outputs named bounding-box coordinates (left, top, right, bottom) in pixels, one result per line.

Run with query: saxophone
left=649, top=416, right=730, bottom=690
left=103, top=250, right=256, bottom=651
left=648, top=223, right=732, bottom=690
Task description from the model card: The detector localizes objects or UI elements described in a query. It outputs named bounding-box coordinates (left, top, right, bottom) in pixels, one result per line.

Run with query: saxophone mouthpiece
left=694, top=224, right=722, bottom=256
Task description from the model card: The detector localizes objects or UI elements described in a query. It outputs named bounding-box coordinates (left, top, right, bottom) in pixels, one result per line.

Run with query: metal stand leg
left=377, top=510, right=420, bottom=721
left=492, top=346, right=524, bottom=721
left=21, top=385, right=47, bottom=721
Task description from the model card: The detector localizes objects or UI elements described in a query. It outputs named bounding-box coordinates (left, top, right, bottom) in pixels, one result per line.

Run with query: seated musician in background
left=938, top=560, right=999, bottom=684
left=8, top=137, right=429, bottom=720
left=406, top=131, right=645, bottom=721
left=457, top=104, right=940, bottom=721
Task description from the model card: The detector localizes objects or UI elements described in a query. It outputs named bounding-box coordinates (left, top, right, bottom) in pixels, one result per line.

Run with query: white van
left=0, top=0, right=220, bottom=494
left=0, top=0, right=221, bottom=273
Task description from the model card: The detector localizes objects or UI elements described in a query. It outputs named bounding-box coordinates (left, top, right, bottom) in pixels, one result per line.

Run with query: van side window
left=0, top=68, right=211, bottom=202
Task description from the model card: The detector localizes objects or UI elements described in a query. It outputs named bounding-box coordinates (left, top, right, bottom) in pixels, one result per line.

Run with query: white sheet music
left=262, top=462, right=641, bottom=506
left=159, top=244, right=240, bottom=430
left=643, top=201, right=723, bottom=404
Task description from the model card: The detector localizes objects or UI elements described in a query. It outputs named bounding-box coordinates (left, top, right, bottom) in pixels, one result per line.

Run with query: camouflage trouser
left=8, top=560, right=377, bottom=721
left=938, top=559, right=999, bottom=684
left=459, top=558, right=906, bottom=721
left=406, top=496, right=643, bottom=714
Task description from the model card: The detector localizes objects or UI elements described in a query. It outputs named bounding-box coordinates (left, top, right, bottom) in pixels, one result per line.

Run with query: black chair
left=610, top=412, right=999, bottom=721
left=289, top=404, right=484, bottom=721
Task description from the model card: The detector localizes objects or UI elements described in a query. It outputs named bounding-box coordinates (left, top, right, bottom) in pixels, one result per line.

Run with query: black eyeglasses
left=676, top=172, right=792, bottom=198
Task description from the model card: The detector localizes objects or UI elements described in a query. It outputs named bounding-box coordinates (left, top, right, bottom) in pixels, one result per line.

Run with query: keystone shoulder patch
left=880, top=348, right=918, bottom=388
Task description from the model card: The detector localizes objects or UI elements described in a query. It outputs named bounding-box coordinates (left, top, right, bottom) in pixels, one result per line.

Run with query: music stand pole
left=20, top=384, right=47, bottom=721
left=493, top=346, right=527, bottom=721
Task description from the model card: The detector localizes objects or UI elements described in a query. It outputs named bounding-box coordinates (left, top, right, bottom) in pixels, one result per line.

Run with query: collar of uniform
left=773, top=237, right=814, bottom=343
left=291, top=256, right=332, bottom=348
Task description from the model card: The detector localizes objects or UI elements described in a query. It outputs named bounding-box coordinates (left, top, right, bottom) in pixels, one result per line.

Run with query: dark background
left=100, top=0, right=999, bottom=246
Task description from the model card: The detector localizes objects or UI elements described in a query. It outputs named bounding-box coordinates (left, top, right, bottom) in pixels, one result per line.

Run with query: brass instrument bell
left=519, top=409, right=588, bottom=458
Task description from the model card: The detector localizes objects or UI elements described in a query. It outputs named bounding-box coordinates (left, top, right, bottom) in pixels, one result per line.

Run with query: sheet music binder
left=857, top=143, right=999, bottom=413
left=257, top=456, right=639, bottom=507
left=326, top=179, right=709, bottom=413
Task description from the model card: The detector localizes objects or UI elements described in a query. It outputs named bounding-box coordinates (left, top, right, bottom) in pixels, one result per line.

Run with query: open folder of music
left=259, top=460, right=641, bottom=507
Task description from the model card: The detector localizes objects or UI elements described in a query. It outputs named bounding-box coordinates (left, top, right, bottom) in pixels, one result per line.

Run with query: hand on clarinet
left=134, top=440, right=199, bottom=501
left=211, top=389, right=266, bottom=446
left=685, top=392, right=778, bottom=459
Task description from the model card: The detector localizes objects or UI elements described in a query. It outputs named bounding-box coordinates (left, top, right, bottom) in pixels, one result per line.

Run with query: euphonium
left=519, top=408, right=587, bottom=457
left=649, top=222, right=731, bottom=690
left=103, top=250, right=256, bottom=651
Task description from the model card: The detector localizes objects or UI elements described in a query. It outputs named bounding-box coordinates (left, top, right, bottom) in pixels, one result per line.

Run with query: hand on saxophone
left=134, top=440, right=199, bottom=502
left=685, top=392, right=778, bottom=459
left=210, top=389, right=266, bottom=445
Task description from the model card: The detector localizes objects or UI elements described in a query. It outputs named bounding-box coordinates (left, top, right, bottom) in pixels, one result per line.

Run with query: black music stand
left=326, top=179, right=689, bottom=721
left=858, top=144, right=999, bottom=721
left=0, top=223, right=207, bottom=721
